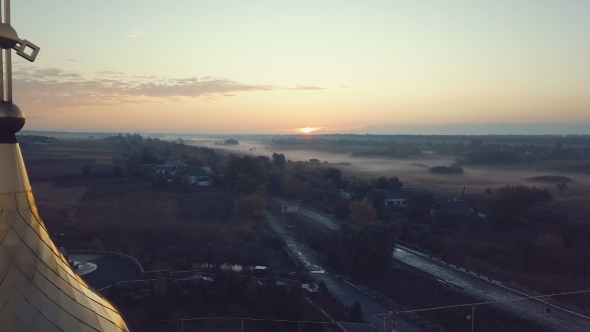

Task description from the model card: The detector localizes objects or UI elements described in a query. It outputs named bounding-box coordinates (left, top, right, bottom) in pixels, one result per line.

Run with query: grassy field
left=21, top=136, right=354, bottom=331
left=23, top=138, right=120, bottom=178
left=24, top=134, right=590, bottom=327
left=25, top=137, right=293, bottom=273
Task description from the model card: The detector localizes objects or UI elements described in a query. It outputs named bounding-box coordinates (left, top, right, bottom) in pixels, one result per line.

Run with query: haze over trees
left=247, top=146, right=590, bottom=315
left=28, top=131, right=590, bottom=331
left=429, top=163, right=464, bottom=174
left=223, top=138, right=239, bottom=145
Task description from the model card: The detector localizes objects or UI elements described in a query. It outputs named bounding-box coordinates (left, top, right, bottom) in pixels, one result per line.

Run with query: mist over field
left=24, top=131, right=589, bottom=196
left=186, top=138, right=590, bottom=198
left=359, top=123, right=590, bottom=135
left=9, top=1, right=590, bottom=330
left=17, top=130, right=590, bottom=331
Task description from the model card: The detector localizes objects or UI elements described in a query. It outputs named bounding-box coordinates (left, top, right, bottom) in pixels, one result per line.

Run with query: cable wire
left=389, top=289, right=590, bottom=315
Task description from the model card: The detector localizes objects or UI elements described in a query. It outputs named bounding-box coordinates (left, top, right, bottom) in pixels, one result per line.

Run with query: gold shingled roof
left=0, top=1, right=130, bottom=328
left=0, top=144, right=130, bottom=331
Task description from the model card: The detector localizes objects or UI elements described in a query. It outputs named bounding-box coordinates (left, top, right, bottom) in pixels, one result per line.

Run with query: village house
left=384, top=189, right=408, bottom=208
left=340, top=189, right=359, bottom=200
left=157, top=160, right=188, bottom=175
left=190, top=168, right=212, bottom=187
left=431, top=198, right=473, bottom=216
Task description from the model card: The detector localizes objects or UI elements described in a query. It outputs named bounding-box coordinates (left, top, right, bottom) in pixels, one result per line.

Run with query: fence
left=129, top=316, right=334, bottom=332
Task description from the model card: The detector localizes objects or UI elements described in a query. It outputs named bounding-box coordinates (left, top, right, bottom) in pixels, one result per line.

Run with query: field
left=19, top=135, right=356, bottom=331
left=189, top=138, right=590, bottom=198
left=188, top=136, right=590, bottom=314
left=22, top=137, right=290, bottom=272
left=20, top=133, right=590, bottom=324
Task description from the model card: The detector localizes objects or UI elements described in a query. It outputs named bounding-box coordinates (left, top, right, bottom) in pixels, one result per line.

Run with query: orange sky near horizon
left=11, top=1, right=590, bottom=134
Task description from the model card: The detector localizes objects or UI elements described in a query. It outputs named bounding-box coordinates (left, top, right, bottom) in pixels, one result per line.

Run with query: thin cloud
left=126, top=30, right=145, bottom=38
left=97, top=71, right=125, bottom=75
left=12, top=67, right=326, bottom=109
left=289, top=85, right=325, bottom=91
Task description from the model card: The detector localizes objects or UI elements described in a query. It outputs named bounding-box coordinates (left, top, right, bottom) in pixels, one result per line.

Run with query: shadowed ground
left=71, top=254, right=142, bottom=289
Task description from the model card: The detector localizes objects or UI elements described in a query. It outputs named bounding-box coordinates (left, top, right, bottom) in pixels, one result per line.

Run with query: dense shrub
left=429, top=163, right=464, bottom=174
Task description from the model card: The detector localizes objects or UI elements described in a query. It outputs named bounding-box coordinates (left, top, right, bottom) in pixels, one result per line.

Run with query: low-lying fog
left=188, top=139, right=590, bottom=197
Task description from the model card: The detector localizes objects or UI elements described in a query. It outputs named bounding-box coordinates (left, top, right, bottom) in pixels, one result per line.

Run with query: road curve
left=269, top=195, right=590, bottom=332
left=264, top=210, right=422, bottom=332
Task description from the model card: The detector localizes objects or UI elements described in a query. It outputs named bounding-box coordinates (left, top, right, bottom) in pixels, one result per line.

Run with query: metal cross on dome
left=0, top=0, right=40, bottom=103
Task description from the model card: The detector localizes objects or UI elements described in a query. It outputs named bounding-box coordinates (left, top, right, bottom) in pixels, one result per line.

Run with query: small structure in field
left=476, top=206, right=491, bottom=219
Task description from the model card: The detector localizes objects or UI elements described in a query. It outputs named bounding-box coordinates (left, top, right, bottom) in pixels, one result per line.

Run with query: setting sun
left=298, top=127, right=320, bottom=134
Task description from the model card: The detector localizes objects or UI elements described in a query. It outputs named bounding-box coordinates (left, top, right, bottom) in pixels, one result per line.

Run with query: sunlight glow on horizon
left=298, top=127, right=321, bottom=134
left=12, top=1, right=590, bottom=134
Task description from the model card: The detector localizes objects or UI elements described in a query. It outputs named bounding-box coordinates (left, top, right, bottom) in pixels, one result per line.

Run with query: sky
left=10, top=1, right=590, bottom=134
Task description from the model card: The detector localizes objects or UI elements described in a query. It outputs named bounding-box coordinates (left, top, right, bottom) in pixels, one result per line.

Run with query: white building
left=384, top=190, right=407, bottom=208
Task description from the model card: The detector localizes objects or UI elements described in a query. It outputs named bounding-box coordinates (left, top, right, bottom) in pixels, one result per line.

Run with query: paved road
left=265, top=210, right=421, bottom=332
left=269, top=195, right=590, bottom=332
left=394, top=249, right=590, bottom=332
left=272, top=196, right=339, bottom=232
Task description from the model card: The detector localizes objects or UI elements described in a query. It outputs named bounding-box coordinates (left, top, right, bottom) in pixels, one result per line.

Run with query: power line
left=392, top=289, right=590, bottom=315
left=206, top=215, right=233, bottom=248
left=130, top=316, right=331, bottom=325
left=206, top=194, right=235, bottom=248
left=130, top=316, right=333, bottom=332
left=371, top=289, right=590, bottom=332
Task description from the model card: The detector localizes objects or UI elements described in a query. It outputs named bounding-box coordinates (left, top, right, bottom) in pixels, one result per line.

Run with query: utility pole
left=543, top=299, right=547, bottom=331
left=467, top=305, right=476, bottom=332
left=542, top=297, right=551, bottom=331
left=471, top=305, right=475, bottom=332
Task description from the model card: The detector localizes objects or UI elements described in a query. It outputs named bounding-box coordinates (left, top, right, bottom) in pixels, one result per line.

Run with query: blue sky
left=10, top=1, right=590, bottom=134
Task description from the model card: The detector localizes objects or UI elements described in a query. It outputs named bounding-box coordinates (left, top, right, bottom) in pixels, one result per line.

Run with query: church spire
left=0, top=1, right=130, bottom=330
